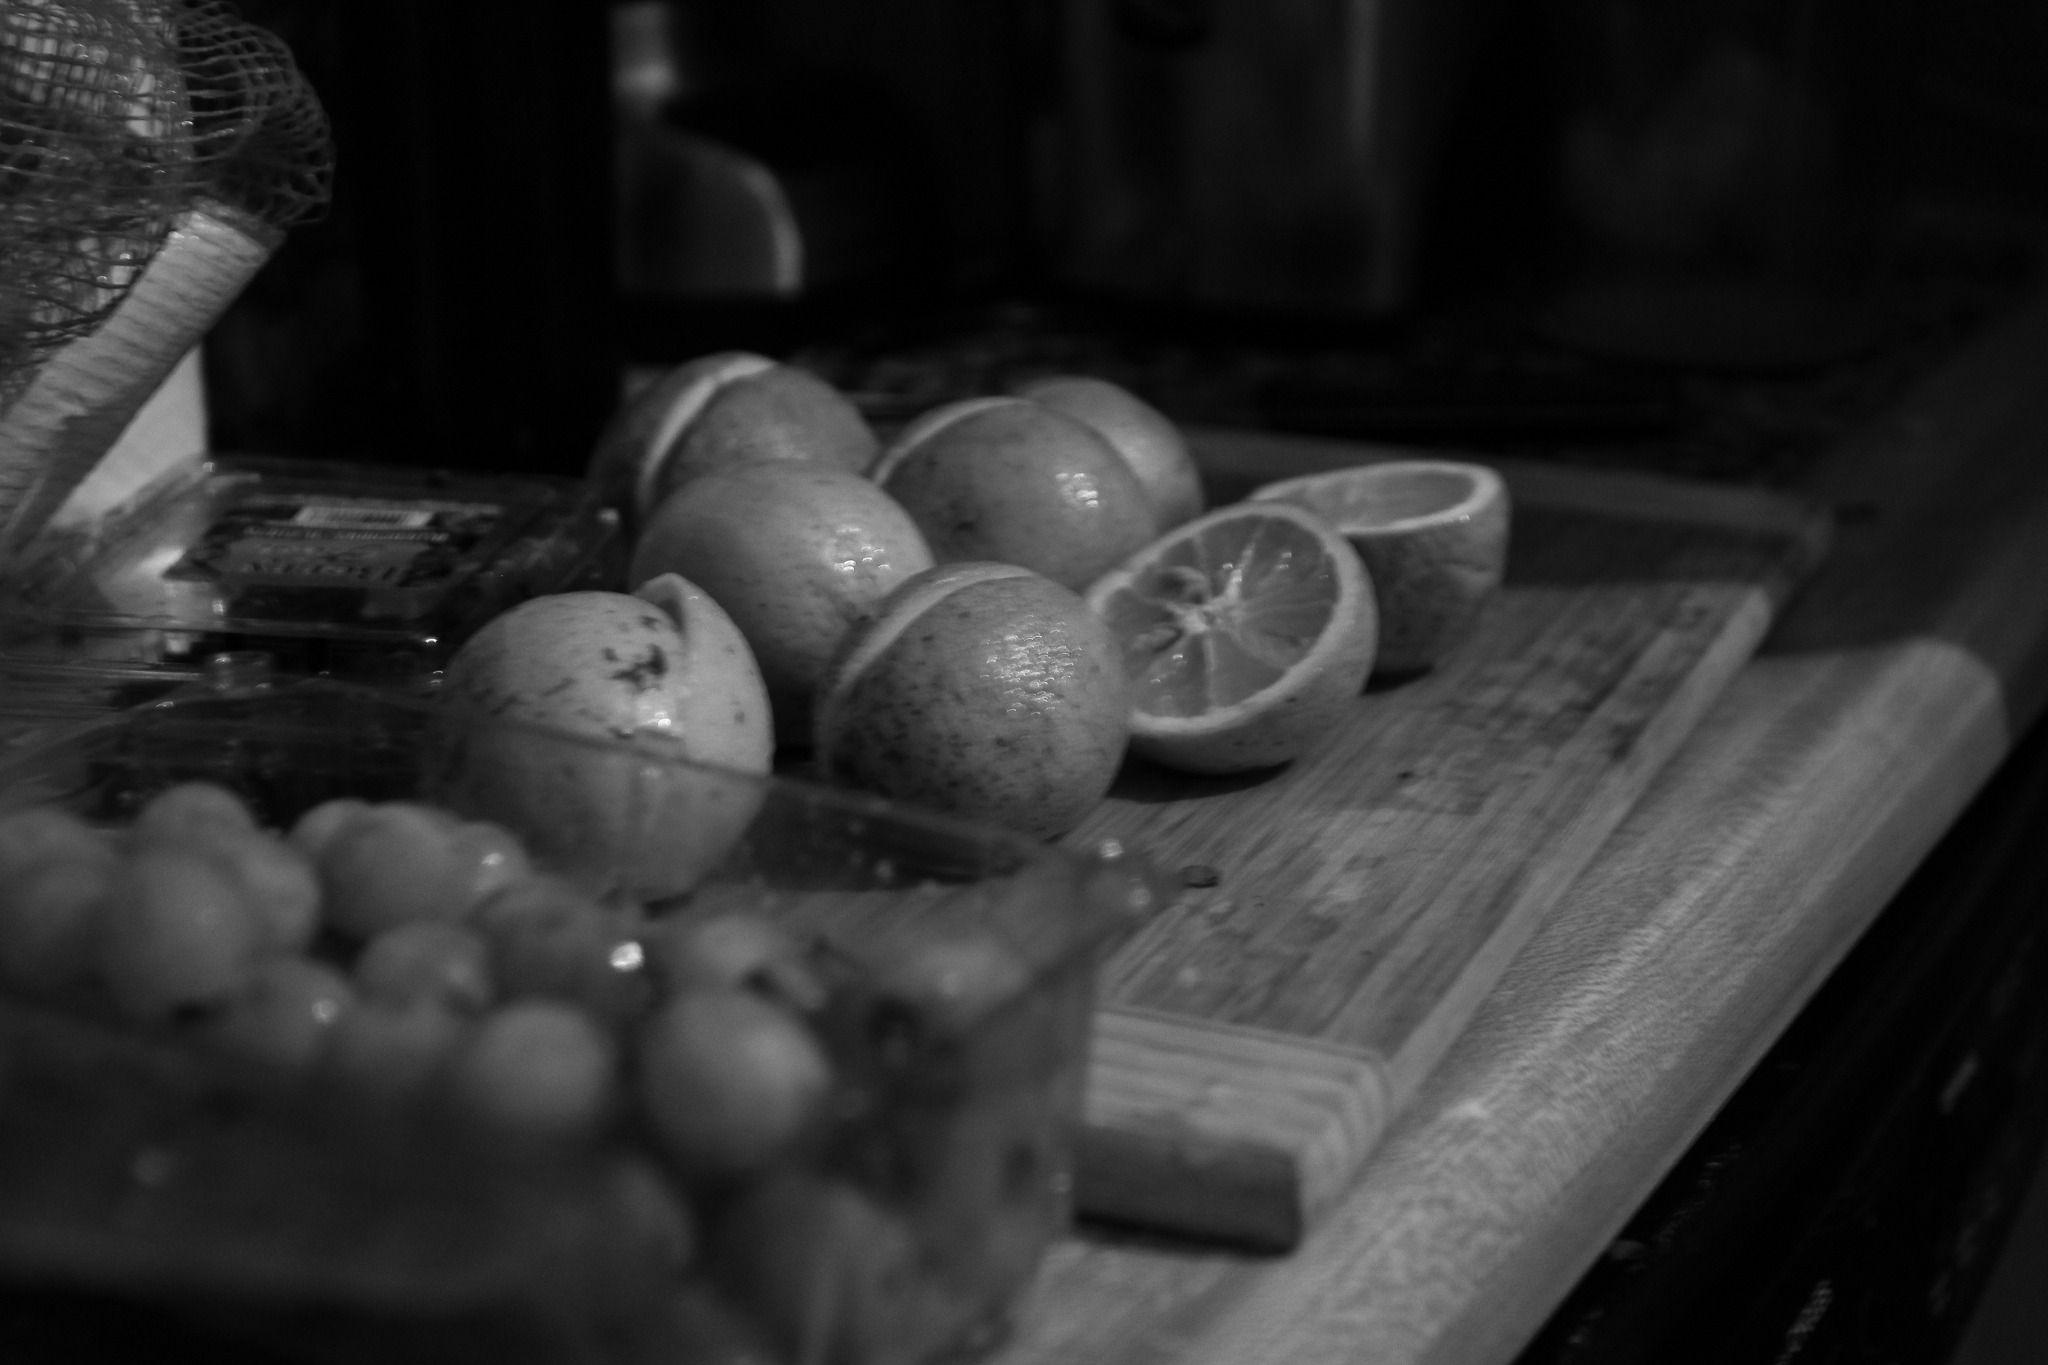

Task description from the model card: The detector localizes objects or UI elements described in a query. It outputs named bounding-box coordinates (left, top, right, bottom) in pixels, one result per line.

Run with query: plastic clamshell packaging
left=0, top=454, right=623, bottom=688
left=0, top=678, right=1162, bottom=1364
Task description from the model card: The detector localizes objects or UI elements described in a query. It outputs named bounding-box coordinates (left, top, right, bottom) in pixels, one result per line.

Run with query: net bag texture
left=0, top=0, right=331, bottom=549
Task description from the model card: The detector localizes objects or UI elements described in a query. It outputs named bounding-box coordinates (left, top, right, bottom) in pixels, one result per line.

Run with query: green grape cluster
left=0, top=782, right=1089, bottom=1365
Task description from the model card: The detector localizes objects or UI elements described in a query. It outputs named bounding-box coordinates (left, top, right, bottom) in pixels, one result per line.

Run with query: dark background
left=203, top=0, right=2048, bottom=476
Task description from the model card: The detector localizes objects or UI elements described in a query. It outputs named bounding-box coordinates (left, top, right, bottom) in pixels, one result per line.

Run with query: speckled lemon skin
left=1011, top=375, right=1205, bottom=531
left=815, top=565, right=1131, bottom=841
left=587, top=352, right=878, bottom=531
left=440, top=587, right=771, bottom=771
left=1251, top=462, right=1511, bottom=677
left=875, top=398, right=1159, bottom=592
left=435, top=583, right=772, bottom=899
left=629, top=462, right=936, bottom=744
left=651, top=367, right=876, bottom=502
left=1347, top=492, right=1510, bottom=676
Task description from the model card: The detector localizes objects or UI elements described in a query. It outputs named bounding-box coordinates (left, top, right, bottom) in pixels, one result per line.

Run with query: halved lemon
left=1082, top=501, right=1377, bottom=775
left=1250, top=459, right=1508, bottom=677
left=814, top=562, right=1130, bottom=840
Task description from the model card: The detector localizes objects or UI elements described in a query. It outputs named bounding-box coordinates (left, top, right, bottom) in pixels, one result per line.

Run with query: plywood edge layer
left=1076, top=1006, right=1392, bottom=1251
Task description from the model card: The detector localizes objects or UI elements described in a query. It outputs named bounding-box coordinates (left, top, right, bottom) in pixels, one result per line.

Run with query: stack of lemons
left=443, top=352, right=1385, bottom=842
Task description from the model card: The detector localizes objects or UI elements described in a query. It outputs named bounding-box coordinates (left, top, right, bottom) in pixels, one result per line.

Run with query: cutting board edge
left=1066, top=439, right=1832, bottom=1248
left=1373, top=577, right=1791, bottom=1102
left=1078, top=1006, right=1392, bottom=1251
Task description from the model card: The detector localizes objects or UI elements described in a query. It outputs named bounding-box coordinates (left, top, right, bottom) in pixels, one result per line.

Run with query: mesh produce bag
left=0, top=0, right=331, bottom=555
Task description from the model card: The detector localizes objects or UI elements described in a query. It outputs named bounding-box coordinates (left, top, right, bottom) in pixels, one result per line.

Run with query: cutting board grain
left=1067, top=430, right=1831, bottom=1249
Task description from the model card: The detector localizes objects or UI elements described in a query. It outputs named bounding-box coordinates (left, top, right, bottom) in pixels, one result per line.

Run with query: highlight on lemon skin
left=871, top=395, right=1160, bottom=593
left=813, top=561, right=1132, bottom=841
left=627, top=460, right=936, bottom=746
left=1084, top=500, right=1378, bottom=776
left=1008, top=374, right=1206, bottom=532
left=587, top=351, right=879, bottom=533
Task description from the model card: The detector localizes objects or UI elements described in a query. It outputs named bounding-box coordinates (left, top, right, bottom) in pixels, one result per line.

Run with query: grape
left=890, top=1079, right=1078, bottom=1314
left=468, top=874, right=655, bottom=1026
left=354, top=920, right=495, bottom=1014
left=0, top=806, right=123, bottom=995
left=598, top=1153, right=699, bottom=1278
left=317, top=802, right=533, bottom=938
left=144, top=822, right=324, bottom=957
left=201, top=954, right=359, bottom=1073
left=313, top=997, right=469, bottom=1106
left=98, top=843, right=270, bottom=1024
left=636, top=986, right=832, bottom=1177
left=0, top=851, right=118, bottom=995
left=708, top=1171, right=968, bottom=1365
left=129, top=783, right=321, bottom=957
left=0, top=780, right=1086, bottom=1363
left=441, top=998, right=619, bottom=1147
left=287, top=797, right=374, bottom=862
left=0, top=805, right=115, bottom=874
left=661, top=1279, right=784, bottom=1365
left=451, top=818, right=539, bottom=895
left=650, top=911, right=826, bottom=1012
left=569, top=1157, right=709, bottom=1351
left=227, top=832, right=324, bottom=953
left=465, top=870, right=607, bottom=936
left=133, top=781, right=259, bottom=840
left=869, top=930, right=1034, bottom=1037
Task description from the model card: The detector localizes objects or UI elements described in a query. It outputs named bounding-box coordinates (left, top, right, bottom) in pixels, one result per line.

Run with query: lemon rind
left=867, top=395, right=1030, bottom=487
left=1250, top=459, right=1504, bottom=537
left=814, top=562, right=1039, bottom=746
left=632, top=353, right=779, bottom=519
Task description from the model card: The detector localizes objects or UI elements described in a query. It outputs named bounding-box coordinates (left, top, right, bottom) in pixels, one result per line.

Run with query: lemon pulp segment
left=1098, top=514, right=1340, bottom=719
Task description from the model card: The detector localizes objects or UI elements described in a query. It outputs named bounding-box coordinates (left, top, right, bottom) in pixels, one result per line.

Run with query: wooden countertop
left=994, top=291, right=2048, bottom=1365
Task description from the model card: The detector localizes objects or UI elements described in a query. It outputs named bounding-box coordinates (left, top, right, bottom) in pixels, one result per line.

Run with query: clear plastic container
left=0, top=656, right=206, bottom=758
left=0, top=454, right=623, bottom=688
left=0, top=676, right=1163, bottom=1364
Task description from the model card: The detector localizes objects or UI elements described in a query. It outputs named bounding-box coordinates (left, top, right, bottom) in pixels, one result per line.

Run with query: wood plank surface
left=992, top=289, right=2048, bottom=1365
left=1065, top=437, right=1832, bottom=1246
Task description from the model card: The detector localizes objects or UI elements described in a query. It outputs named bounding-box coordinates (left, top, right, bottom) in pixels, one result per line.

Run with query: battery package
left=0, top=454, right=623, bottom=688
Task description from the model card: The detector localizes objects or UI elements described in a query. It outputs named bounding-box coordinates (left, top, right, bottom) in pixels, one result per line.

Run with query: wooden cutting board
left=1066, top=428, right=1832, bottom=1250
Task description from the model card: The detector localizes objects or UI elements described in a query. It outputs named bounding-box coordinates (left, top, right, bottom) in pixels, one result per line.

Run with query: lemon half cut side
left=1083, top=500, right=1377, bottom=776
left=1250, top=458, right=1509, bottom=677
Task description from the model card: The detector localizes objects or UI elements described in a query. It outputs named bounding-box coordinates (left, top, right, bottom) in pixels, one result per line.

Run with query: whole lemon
left=1011, top=374, right=1205, bottom=530
left=629, top=461, right=935, bottom=743
left=871, top=396, right=1159, bottom=592
left=434, top=576, right=773, bottom=899
left=589, top=351, right=878, bottom=531
left=814, top=562, right=1130, bottom=840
